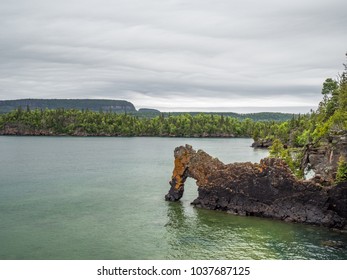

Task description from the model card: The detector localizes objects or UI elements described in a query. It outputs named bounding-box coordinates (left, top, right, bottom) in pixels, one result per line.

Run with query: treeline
left=0, top=108, right=279, bottom=137
left=162, top=112, right=295, bottom=122
left=257, top=59, right=347, bottom=148
left=264, top=54, right=347, bottom=180
left=252, top=113, right=313, bottom=147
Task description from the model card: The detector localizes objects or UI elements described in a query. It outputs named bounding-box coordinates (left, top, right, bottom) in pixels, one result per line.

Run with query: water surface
left=0, top=136, right=346, bottom=259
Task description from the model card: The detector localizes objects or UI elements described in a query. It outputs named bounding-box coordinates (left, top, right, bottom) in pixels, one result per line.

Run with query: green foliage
left=336, top=156, right=347, bottom=183
left=269, top=138, right=302, bottom=177
left=338, top=75, right=347, bottom=112
left=259, top=54, right=347, bottom=148
left=269, top=139, right=294, bottom=169
left=161, top=112, right=295, bottom=122
left=322, top=78, right=339, bottom=96
left=0, top=114, right=4, bottom=129
left=0, top=109, right=264, bottom=138
left=269, top=139, right=284, bottom=158
left=321, top=78, right=339, bottom=118
left=260, top=54, right=347, bottom=179
left=296, top=129, right=310, bottom=147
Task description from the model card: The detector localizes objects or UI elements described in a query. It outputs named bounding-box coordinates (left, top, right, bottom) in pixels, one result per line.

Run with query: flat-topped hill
left=0, top=99, right=136, bottom=113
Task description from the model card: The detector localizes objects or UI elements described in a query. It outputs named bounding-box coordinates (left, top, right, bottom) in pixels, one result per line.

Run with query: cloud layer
left=0, top=0, right=346, bottom=112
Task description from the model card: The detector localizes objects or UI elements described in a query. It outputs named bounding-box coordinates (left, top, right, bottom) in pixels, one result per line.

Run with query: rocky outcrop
left=165, top=145, right=347, bottom=229
left=251, top=139, right=273, bottom=148
left=0, top=124, right=84, bottom=136
left=0, top=124, right=55, bottom=136
left=301, top=131, right=347, bottom=183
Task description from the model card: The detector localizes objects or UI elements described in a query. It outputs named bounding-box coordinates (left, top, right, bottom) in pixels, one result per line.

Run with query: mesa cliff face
left=165, top=145, right=347, bottom=229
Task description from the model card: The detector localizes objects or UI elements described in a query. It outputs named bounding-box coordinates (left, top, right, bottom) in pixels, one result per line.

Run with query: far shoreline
left=0, top=133, right=253, bottom=139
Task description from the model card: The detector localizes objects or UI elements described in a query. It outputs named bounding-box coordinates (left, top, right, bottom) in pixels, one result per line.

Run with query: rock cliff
left=301, top=131, right=347, bottom=183
left=165, top=145, right=347, bottom=229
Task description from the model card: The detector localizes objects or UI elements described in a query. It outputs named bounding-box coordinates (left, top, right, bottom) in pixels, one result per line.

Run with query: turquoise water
left=0, top=136, right=346, bottom=259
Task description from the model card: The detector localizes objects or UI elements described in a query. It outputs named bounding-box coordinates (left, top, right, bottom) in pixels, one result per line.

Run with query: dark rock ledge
left=251, top=139, right=273, bottom=148
left=165, top=145, right=347, bottom=229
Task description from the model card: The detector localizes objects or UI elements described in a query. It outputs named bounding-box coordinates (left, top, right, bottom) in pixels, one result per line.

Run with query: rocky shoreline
left=0, top=124, right=237, bottom=138
left=165, top=145, right=347, bottom=229
left=251, top=139, right=273, bottom=148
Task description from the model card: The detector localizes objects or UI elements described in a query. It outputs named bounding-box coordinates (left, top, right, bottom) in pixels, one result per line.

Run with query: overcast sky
left=0, top=0, right=346, bottom=112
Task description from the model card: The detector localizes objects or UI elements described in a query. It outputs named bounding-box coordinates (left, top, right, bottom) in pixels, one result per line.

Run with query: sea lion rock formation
left=165, top=145, right=347, bottom=229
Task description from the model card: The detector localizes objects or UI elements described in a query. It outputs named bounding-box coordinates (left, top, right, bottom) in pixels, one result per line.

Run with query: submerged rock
left=165, top=145, right=347, bottom=229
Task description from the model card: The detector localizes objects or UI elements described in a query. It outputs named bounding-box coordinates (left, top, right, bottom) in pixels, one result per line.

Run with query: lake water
left=0, top=136, right=347, bottom=260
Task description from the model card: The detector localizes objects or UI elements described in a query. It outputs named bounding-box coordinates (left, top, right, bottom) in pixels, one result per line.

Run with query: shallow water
left=0, top=136, right=346, bottom=259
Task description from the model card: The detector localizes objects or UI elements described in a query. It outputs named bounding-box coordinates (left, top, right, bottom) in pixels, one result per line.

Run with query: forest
left=0, top=108, right=266, bottom=137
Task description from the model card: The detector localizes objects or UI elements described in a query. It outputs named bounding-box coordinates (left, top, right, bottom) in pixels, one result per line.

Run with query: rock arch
left=165, top=145, right=347, bottom=229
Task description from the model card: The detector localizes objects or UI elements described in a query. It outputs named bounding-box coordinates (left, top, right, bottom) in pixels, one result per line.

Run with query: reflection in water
left=165, top=201, right=347, bottom=259
left=165, top=201, right=186, bottom=229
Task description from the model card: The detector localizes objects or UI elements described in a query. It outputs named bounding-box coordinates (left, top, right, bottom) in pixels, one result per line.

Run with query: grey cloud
left=0, top=0, right=346, bottom=112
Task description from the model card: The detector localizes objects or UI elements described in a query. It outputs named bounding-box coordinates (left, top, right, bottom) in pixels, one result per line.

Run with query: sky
left=0, top=0, right=346, bottom=113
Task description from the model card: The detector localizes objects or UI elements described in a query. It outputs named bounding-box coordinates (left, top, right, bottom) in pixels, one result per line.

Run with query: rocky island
left=165, top=144, right=347, bottom=229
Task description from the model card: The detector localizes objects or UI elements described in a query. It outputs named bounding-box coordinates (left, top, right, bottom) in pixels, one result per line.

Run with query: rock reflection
left=165, top=201, right=347, bottom=259
left=165, top=201, right=187, bottom=229
left=165, top=202, right=238, bottom=259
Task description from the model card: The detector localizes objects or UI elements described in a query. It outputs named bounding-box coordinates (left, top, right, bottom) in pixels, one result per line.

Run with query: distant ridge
left=0, top=98, right=296, bottom=121
left=0, top=99, right=136, bottom=113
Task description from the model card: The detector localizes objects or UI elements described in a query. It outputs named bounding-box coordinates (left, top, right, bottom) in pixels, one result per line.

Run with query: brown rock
left=301, top=131, right=347, bottom=182
left=251, top=139, right=273, bottom=148
left=165, top=145, right=347, bottom=229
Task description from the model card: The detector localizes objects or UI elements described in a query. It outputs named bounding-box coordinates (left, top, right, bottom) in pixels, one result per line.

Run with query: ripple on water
left=0, top=137, right=347, bottom=259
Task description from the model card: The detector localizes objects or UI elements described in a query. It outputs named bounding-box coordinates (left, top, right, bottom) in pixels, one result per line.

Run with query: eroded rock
left=165, top=145, right=347, bottom=229
left=301, top=131, right=347, bottom=183
left=251, top=139, right=273, bottom=148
